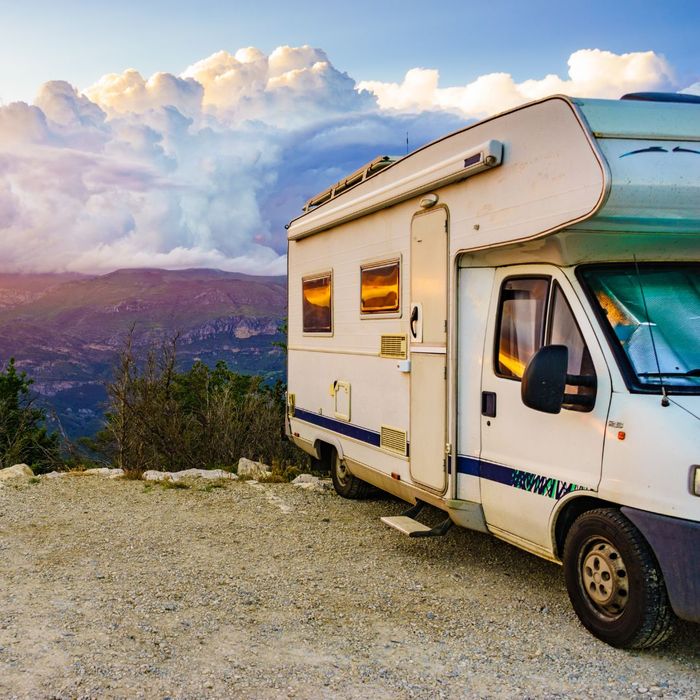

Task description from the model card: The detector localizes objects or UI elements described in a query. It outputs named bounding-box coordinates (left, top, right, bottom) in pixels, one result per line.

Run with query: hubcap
left=580, top=538, right=629, bottom=618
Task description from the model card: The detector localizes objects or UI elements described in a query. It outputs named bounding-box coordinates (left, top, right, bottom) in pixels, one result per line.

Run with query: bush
left=86, top=335, right=305, bottom=477
left=0, top=359, right=62, bottom=473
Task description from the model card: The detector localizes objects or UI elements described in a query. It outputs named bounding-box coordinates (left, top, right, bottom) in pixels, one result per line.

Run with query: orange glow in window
left=361, top=261, right=400, bottom=313
left=303, top=274, right=332, bottom=333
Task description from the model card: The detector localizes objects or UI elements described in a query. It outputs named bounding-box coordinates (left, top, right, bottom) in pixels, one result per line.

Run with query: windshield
left=580, top=264, right=700, bottom=393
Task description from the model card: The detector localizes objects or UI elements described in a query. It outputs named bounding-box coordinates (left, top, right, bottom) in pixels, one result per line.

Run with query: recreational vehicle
left=285, top=93, right=700, bottom=648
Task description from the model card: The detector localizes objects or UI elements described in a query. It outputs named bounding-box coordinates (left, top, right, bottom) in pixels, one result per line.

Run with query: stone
left=291, top=474, right=332, bottom=493
left=174, top=468, right=236, bottom=481
left=142, top=468, right=236, bottom=482
left=237, top=458, right=271, bottom=479
left=142, top=470, right=169, bottom=481
left=0, top=464, right=34, bottom=481
left=291, top=474, right=318, bottom=484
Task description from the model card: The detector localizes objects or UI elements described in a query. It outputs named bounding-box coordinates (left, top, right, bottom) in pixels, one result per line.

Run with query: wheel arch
left=552, top=494, right=619, bottom=560
left=313, top=436, right=344, bottom=465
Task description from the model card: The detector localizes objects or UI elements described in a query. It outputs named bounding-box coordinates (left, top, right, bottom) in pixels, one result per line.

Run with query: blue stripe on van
left=293, top=410, right=589, bottom=501
left=293, top=408, right=381, bottom=447
left=455, top=455, right=480, bottom=477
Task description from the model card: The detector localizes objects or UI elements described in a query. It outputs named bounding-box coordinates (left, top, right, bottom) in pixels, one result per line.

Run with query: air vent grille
left=380, top=334, right=407, bottom=359
left=380, top=425, right=408, bottom=456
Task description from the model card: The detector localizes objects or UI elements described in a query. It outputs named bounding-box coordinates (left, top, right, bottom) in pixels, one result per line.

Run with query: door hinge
left=445, top=442, right=452, bottom=455
left=444, top=366, right=447, bottom=380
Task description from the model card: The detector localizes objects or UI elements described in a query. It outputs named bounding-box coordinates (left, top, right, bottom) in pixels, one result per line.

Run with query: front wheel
left=563, top=508, right=675, bottom=649
left=330, top=451, right=371, bottom=499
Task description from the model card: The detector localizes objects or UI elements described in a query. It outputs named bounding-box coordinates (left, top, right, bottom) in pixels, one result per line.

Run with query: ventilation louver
left=380, top=334, right=407, bottom=359
left=380, top=426, right=408, bottom=456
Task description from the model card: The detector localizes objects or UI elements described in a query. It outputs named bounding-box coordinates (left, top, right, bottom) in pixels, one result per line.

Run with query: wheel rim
left=579, top=537, right=629, bottom=618
left=334, top=456, right=350, bottom=486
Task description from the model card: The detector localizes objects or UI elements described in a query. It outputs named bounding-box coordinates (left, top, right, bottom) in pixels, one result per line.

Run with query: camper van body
left=285, top=95, right=700, bottom=647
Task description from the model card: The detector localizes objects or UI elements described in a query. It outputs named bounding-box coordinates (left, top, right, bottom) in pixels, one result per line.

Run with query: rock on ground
left=0, top=464, right=34, bottom=481
left=142, top=468, right=237, bottom=482
left=292, top=474, right=332, bottom=492
left=236, top=457, right=271, bottom=479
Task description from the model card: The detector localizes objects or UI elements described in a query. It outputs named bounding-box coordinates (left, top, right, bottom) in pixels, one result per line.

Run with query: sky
left=0, top=0, right=698, bottom=275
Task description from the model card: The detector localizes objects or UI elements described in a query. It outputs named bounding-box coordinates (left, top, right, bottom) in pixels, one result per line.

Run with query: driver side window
left=495, top=277, right=596, bottom=411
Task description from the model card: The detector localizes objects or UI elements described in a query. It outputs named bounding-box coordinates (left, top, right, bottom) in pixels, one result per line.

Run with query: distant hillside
left=0, top=269, right=287, bottom=439
left=0, top=272, right=89, bottom=308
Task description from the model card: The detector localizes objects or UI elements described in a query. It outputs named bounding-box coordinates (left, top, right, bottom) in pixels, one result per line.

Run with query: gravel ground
left=0, top=475, right=698, bottom=699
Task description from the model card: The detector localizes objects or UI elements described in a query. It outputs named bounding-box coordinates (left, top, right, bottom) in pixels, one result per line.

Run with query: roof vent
left=621, top=92, right=700, bottom=105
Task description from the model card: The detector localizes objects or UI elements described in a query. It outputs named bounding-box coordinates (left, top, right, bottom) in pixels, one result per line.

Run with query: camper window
left=302, top=273, right=333, bottom=333
left=360, top=259, right=400, bottom=314
left=496, top=277, right=549, bottom=379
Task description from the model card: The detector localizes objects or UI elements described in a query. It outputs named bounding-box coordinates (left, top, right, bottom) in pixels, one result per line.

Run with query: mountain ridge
left=0, top=268, right=288, bottom=439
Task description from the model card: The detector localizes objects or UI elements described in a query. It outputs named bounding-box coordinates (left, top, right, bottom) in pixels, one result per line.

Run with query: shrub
left=0, top=359, right=62, bottom=473
left=87, top=334, right=305, bottom=476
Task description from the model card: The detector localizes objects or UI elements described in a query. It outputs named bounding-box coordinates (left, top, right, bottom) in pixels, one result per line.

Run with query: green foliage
left=0, top=359, right=62, bottom=473
left=88, top=335, right=304, bottom=477
left=271, top=318, right=287, bottom=354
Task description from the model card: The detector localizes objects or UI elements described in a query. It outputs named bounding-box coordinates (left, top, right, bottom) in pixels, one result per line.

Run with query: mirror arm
left=563, top=393, right=596, bottom=408
left=565, top=373, right=597, bottom=388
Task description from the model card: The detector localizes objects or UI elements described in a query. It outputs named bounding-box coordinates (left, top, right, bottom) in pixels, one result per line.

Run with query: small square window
left=302, top=273, right=332, bottom=333
left=361, top=260, right=400, bottom=314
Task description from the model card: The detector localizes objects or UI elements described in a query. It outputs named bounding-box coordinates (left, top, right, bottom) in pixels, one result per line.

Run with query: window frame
left=493, top=275, right=551, bottom=381
left=302, top=269, right=334, bottom=336
left=359, top=255, right=403, bottom=319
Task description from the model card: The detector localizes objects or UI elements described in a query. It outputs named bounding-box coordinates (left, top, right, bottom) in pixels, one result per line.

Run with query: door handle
left=481, top=391, right=497, bottom=417
left=410, top=305, right=419, bottom=338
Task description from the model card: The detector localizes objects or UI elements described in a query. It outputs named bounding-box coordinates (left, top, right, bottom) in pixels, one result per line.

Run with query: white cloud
left=0, top=46, right=691, bottom=276
left=680, top=82, right=700, bottom=95
left=359, top=49, right=675, bottom=117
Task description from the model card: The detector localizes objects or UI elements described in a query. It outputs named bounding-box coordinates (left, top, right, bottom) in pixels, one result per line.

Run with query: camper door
left=409, top=208, right=448, bottom=492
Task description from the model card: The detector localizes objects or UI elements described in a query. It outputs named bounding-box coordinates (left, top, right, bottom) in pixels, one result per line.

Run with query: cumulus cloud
left=358, top=49, right=675, bottom=117
left=0, top=46, right=690, bottom=275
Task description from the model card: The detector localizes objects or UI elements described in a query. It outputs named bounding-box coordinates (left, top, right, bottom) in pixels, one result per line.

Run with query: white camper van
left=285, top=93, right=700, bottom=649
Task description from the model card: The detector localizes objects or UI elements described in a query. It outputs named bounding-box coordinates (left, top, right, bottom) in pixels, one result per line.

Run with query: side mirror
left=521, top=345, right=568, bottom=414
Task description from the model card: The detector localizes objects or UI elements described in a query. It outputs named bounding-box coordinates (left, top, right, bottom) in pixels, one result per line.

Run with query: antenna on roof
left=406, top=132, right=409, bottom=155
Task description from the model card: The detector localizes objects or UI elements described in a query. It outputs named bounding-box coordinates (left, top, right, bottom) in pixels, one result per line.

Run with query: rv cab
left=285, top=94, right=700, bottom=649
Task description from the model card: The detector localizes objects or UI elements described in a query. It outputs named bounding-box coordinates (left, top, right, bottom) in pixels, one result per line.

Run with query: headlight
left=691, top=465, right=700, bottom=497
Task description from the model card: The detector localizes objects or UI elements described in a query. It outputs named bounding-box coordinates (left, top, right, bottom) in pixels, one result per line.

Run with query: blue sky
left=1, top=0, right=698, bottom=104
left=0, top=1, right=697, bottom=274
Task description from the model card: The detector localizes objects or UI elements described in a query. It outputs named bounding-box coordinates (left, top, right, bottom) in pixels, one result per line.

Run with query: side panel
left=288, top=201, right=415, bottom=487
left=456, top=264, right=496, bottom=502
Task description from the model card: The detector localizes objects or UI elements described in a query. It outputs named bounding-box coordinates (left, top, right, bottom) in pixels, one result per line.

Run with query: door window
left=494, top=276, right=596, bottom=410
left=495, top=278, right=549, bottom=379
left=548, top=283, right=597, bottom=411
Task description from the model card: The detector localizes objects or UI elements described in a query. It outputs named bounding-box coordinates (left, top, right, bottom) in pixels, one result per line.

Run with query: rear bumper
left=622, top=507, right=700, bottom=624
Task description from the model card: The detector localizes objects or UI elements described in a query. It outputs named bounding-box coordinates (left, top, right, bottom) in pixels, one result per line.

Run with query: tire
left=563, top=508, right=675, bottom=649
left=330, top=451, right=371, bottom=499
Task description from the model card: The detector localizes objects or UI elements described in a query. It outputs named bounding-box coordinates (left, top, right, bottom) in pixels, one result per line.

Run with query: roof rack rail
left=303, top=155, right=401, bottom=212
left=621, top=92, right=700, bottom=105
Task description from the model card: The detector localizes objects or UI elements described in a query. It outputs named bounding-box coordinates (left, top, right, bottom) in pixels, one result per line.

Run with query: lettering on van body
left=511, top=469, right=589, bottom=500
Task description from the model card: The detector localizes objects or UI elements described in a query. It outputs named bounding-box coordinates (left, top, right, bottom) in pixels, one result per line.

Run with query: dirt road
left=0, top=476, right=697, bottom=699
